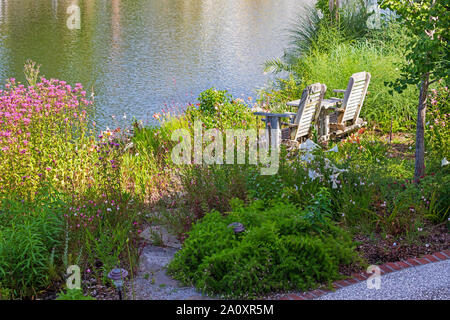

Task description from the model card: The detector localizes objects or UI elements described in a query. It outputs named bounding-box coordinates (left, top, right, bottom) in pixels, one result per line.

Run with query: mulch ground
left=340, top=223, right=449, bottom=276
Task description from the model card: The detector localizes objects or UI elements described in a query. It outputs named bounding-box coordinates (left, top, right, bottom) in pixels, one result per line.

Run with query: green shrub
left=186, top=88, right=258, bottom=130
left=56, top=288, right=95, bottom=300
left=0, top=187, right=65, bottom=298
left=168, top=192, right=358, bottom=298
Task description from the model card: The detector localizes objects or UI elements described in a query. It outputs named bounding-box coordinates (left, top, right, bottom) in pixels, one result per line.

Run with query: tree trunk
left=414, top=72, right=430, bottom=182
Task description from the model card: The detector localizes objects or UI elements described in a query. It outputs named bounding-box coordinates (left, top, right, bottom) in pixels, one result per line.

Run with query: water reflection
left=0, top=0, right=312, bottom=127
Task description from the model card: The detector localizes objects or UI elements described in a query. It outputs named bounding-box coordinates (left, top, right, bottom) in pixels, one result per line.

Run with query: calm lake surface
left=0, top=0, right=312, bottom=127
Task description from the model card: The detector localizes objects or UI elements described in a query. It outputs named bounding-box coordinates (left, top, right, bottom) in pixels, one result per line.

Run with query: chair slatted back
left=341, top=72, right=371, bottom=122
left=293, top=83, right=326, bottom=140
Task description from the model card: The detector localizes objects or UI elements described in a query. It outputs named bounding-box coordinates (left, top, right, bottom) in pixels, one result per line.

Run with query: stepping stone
left=140, top=225, right=182, bottom=249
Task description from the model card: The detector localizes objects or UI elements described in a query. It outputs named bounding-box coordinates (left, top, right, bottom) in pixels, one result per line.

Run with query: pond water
left=0, top=0, right=312, bottom=127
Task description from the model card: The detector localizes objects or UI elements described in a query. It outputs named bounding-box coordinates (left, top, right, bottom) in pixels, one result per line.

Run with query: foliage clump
left=168, top=189, right=358, bottom=298
left=186, top=88, right=257, bottom=130
left=0, top=188, right=64, bottom=297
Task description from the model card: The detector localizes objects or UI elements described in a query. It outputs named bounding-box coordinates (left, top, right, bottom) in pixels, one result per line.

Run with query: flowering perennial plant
left=0, top=77, right=94, bottom=197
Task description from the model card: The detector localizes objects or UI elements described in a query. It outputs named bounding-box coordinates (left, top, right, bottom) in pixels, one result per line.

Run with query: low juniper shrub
left=167, top=192, right=358, bottom=298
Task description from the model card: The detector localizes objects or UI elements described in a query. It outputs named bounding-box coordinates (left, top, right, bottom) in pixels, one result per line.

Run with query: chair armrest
left=333, top=89, right=346, bottom=93
left=281, top=120, right=298, bottom=126
left=253, top=112, right=295, bottom=118
left=286, top=99, right=301, bottom=107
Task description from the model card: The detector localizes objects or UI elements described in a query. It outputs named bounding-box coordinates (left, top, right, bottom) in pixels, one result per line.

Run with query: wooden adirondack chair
left=282, top=83, right=327, bottom=143
left=319, top=72, right=371, bottom=141
left=254, top=83, right=326, bottom=148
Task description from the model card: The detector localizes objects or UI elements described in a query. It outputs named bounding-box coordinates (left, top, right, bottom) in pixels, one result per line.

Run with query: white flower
left=317, top=9, right=324, bottom=19
left=308, top=169, right=321, bottom=180
left=442, top=157, right=449, bottom=166
left=299, top=139, right=320, bottom=152
left=300, top=152, right=315, bottom=164
left=326, top=145, right=339, bottom=153
left=107, top=208, right=112, bottom=212
left=124, top=142, right=134, bottom=151
left=330, top=172, right=341, bottom=189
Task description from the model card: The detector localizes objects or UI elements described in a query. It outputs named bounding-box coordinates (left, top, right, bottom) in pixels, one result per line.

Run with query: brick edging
left=276, top=249, right=450, bottom=300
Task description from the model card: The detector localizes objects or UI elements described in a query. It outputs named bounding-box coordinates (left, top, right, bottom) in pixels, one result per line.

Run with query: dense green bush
left=0, top=187, right=65, bottom=298
left=168, top=190, right=358, bottom=298
left=186, top=88, right=258, bottom=130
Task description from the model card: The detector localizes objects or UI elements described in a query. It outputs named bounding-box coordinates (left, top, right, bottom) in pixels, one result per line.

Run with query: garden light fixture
left=108, top=268, right=128, bottom=300
left=227, top=222, right=245, bottom=234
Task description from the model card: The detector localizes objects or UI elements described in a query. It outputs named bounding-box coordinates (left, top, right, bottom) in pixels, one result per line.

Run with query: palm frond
left=263, top=58, right=292, bottom=74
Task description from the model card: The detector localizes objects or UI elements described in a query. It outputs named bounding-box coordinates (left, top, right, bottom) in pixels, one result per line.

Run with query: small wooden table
left=318, top=98, right=342, bottom=140
left=253, top=112, right=296, bottom=148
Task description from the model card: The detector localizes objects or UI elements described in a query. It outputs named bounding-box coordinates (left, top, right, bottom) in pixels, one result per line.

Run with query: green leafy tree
left=380, top=0, right=449, bottom=181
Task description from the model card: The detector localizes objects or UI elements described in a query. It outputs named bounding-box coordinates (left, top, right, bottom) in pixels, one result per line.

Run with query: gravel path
left=317, top=259, right=450, bottom=300
left=133, top=245, right=213, bottom=300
